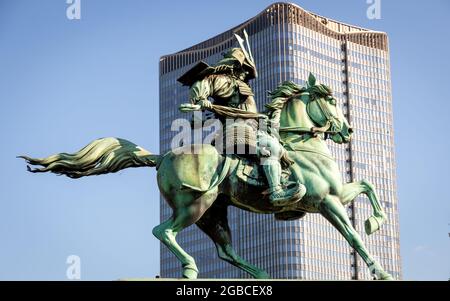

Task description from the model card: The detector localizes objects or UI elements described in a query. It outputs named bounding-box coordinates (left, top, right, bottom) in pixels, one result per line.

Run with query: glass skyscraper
left=159, top=2, right=401, bottom=280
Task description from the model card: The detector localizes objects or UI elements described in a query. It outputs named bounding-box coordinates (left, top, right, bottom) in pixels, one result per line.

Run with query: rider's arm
left=189, top=75, right=234, bottom=109
left=189, top=77, right=212, bottom=107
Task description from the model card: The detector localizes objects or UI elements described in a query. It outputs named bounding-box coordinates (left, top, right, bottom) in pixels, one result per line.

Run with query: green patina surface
left=20, top=32, right=392, bottom=281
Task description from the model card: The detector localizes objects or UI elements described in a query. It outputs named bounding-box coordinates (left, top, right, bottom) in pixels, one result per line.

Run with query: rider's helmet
left=177, top=30, right=257, bottom=86
left=216, top=47, right=257, bottom=81
left=214, top=30, right=257, bottom=81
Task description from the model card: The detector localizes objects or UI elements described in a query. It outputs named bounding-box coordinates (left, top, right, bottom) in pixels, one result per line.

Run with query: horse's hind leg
left=319, top=195, right=393, bottom=280
left=152, top=217, right=199, bottom=278
left=196, top=195, right=269, bottom=279
left=152, top=189, right=218, bottom=279
left=340, top=180, right=387, bottom=235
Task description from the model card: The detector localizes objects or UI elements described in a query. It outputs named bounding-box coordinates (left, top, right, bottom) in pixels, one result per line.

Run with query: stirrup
left=269, top=184, right=304, bottom=207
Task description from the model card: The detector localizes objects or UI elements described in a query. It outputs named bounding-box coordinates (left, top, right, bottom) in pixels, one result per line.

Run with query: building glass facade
left=159, top=2, right=401, bottom=280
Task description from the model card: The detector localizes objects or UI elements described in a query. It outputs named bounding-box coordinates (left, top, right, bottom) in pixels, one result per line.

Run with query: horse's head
left=267, top=73, right=353, bottom=144
left=303, top=74, right=353, bottom=143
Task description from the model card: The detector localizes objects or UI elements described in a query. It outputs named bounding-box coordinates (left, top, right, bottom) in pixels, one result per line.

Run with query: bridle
left=279, top=96, right=341, bottom=138
left=277, top=95, right=345, bottom=160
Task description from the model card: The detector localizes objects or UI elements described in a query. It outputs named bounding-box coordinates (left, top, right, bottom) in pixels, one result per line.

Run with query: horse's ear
left=307, top=73, right=316, bottom=87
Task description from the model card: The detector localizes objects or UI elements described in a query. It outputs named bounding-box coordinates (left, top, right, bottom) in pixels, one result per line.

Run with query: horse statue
left=19, top=75, right=393, bottom=280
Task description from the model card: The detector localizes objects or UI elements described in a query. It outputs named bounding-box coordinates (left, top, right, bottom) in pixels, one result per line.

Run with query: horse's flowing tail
left=18, top=137, right=160, bottom=178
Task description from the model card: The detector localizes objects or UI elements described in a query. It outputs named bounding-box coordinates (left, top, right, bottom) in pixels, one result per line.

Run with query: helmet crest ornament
left=233, top=29, right=257, bottom=79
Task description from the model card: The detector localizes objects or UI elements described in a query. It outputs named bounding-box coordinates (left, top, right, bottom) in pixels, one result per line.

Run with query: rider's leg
left=262, top=158, right=303, bottom=206
left=263, top=157, right=282, bottom=194
left=258, top=132, right=305, bottom=206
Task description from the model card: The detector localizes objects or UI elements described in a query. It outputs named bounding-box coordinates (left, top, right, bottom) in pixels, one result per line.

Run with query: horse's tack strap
left=279, top=123, right=334, bottom=135
left=279, top=126, right=312, bottom=133
left=209, top=155, right=231, bottom=190
left=284, top=144, right=335, bottom=161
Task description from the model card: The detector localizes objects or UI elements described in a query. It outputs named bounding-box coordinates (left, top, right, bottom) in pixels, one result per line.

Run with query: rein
left=279, top=121, right=336, bottom=137
left=283, top=143, right=335, bottom=161
left=278, top=96, right=339, bottom=161
left=278, top=95, right=340, bottom=138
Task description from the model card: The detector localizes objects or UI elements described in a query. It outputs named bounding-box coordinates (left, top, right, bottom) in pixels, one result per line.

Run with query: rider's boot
left=263, top=159, right=306, bottom=206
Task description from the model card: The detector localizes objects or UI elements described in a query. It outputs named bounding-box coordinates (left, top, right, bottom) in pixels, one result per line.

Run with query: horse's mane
left=265, top=76, right=334, bottom=112
left=265, top=81, right=305, bottom=111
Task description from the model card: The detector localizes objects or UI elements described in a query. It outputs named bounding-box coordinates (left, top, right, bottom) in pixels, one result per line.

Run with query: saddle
left=235, top=157, right=291, bottom=187
left=235, top=157, right=306, bottom=221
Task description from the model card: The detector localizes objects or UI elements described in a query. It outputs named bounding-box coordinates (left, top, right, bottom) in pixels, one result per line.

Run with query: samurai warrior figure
left=177, top=30, right=306, bottom=206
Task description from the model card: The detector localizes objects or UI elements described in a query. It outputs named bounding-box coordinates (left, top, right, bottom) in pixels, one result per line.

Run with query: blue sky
left=0, top=0, right=449, bottom=280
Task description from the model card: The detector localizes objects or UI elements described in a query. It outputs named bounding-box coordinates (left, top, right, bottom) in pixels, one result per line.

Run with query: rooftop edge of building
left=160, top=2, right=388, bottom=61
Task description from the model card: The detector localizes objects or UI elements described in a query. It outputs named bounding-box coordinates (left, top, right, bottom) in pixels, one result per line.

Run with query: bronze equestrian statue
left=19, top=31, right=392, bottom=280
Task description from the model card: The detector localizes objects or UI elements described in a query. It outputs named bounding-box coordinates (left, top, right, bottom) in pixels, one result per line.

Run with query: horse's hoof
left=379, top=273, right=394, bottom=280
left=374, top=271, right=394, bottom=280
left=182, top=267, right=199, bottom=279
left=254, top=271, right=270, bottom=279
left=369, top=262, right=393, bottom=280
left=365, top=216, right=381, bottom=235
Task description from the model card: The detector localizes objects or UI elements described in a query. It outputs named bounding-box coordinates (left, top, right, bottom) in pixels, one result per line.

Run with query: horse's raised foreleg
left=340, top=180, right=387, bottom=235
left=196, top=195, right=270, bottom=279
left=319, top=196, right=393, bottom=280
left=152, top=189, right=218, bottom=279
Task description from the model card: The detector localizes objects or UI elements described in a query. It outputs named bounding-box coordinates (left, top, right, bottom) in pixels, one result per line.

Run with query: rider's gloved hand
left=259, top=146, right=271, bottom=157
left=198, top=99, right=213, bottom=109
